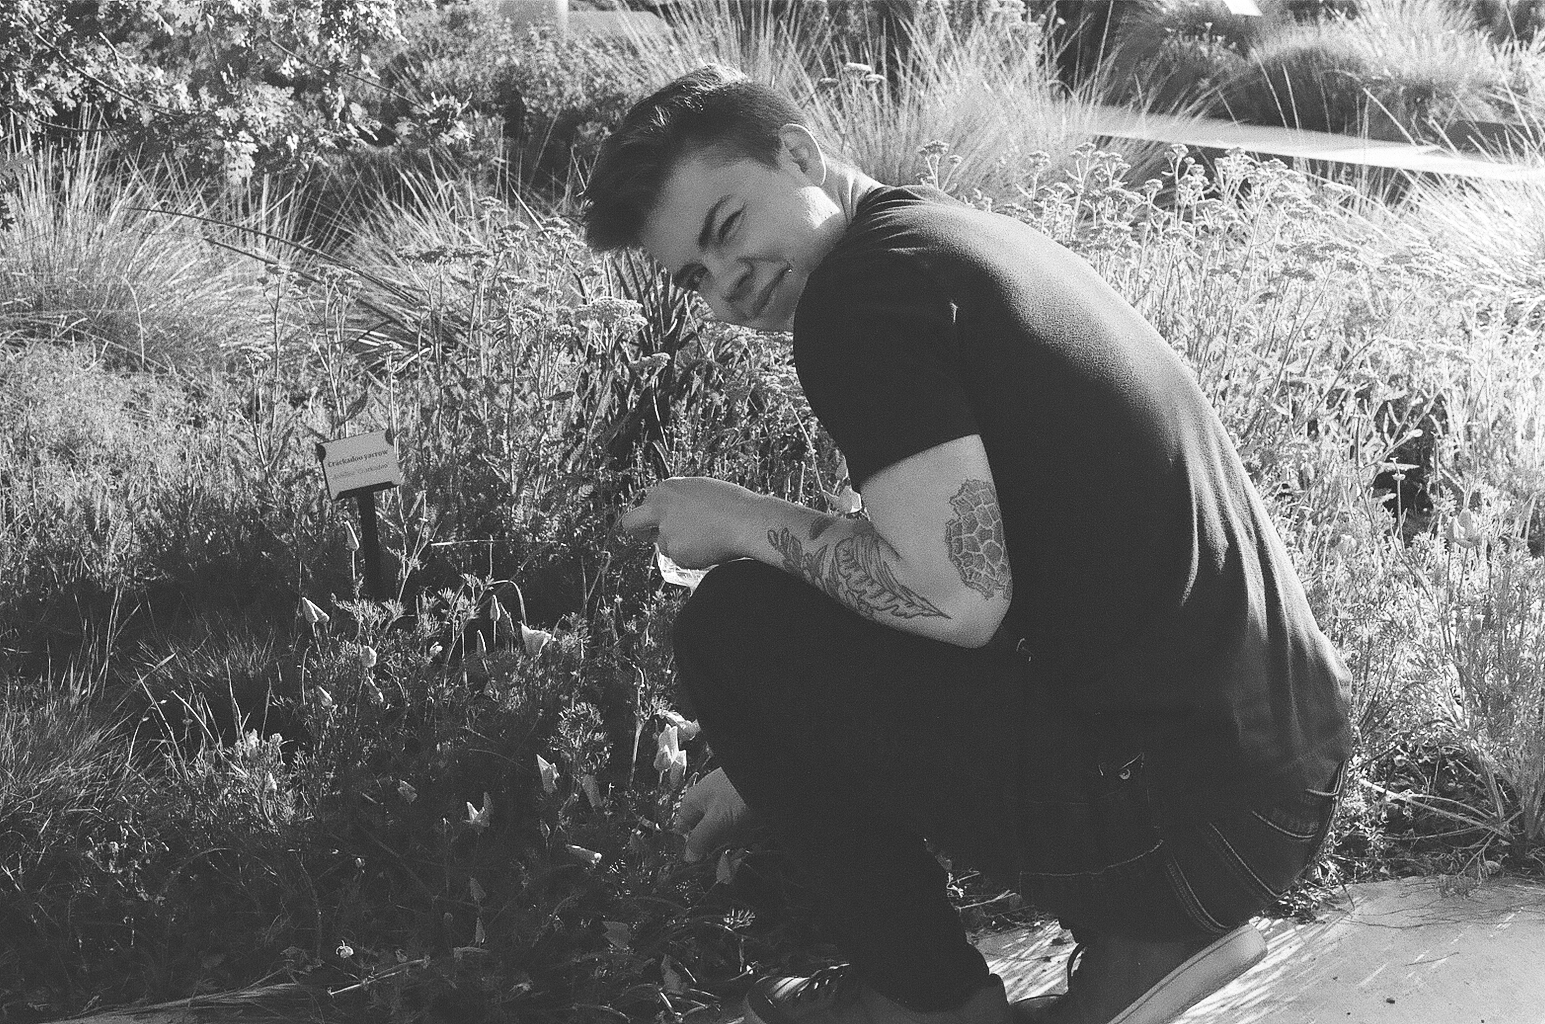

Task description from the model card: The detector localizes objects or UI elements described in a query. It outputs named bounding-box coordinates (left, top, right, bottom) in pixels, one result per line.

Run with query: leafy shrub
left=1, top=0, right=412, bottom=183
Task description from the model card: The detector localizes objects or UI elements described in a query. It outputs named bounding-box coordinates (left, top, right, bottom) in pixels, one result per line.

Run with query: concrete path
left=980, top=877, right=1545, bottom=1023
left=1082, top=106, right=1545, bottom=183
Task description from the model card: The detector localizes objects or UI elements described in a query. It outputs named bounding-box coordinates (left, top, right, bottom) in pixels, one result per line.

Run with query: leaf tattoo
left=768, top=523, right=949, bottom=621
left=945, top=480, right=1012, bottom=599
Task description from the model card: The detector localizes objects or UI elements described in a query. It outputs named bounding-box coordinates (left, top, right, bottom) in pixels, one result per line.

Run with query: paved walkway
left=1082, top=107, right=1545, bottom=183
left=979, top=877, right=1545, bottom=1023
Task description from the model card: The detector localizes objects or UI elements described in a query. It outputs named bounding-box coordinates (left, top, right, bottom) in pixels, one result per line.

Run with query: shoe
left=1015, top=924, right=1266, bottom=1024
left=745, top=964, right=1014, bottom=1024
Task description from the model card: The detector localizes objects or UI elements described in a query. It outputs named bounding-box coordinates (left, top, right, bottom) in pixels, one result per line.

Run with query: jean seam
left=1249, top=808, right=1321, bottom=842
left=1162, top=849, right=1229, bottom=935
left=1206, top=822, right=1284, bottom=901
left=1019, top=840, right=1164, bottom=880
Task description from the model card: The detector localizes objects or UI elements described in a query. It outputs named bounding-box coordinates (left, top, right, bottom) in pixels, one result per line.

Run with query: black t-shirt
left=792, top=184, right=1352, bottom=812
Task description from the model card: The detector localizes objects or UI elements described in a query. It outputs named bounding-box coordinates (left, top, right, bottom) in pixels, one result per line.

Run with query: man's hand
left=619, top=477, right=765, bottom=569
left=674, top=767, right=757, bottom=862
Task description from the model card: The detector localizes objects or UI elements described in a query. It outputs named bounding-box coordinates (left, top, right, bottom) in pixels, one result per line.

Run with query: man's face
left=639, top=131, right=846, bottom=333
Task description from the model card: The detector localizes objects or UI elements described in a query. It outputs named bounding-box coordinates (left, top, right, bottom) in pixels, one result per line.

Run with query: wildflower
left=468, top=877, right=486, bottom=903
left=488, top=595, right=505, bottom=622
left=474, top=917, right=486, bottom=945
left=862, top=74, right=886, bottom=86
left=315, top=686, right=335, bottom=710
left=842, top=61, right=874, bottom=76
left=565, top=843, right=602, bottom=867
left=472, top=629, right=488, bottom=656
left=661, top=709, right=701, bottom=741
left=343, top=521, right=360, bottom=551
left=919, top=140, right=949, bottom=158
left=298, top=597, right=329, bottom=625
left=655, top=725, right=687, bottom=789
left=263, top=771, right=279, bottom=796
left=629, top=351, right=671, bottom=375
left=336, top=942, right=354, bottom=959
left=1446, top=509, right=1484, bottom=550
left=520, top=622, right=553, bottom=656
left=537, top=754, right=559, bottom=795
left=363, top=679, right=385, bottom=706
left=822, top=485, right=863, bottom=514
left=398, top=779, right=418, bottom=803
left=466, top=792, right=493, bottom=831
left=359, top=645, right=378, bottom=669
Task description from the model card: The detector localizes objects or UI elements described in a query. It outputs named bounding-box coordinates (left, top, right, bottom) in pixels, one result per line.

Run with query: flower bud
left=298, top=597, right=330, bottom=625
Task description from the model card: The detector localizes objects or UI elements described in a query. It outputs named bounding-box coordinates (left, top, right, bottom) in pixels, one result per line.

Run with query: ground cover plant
left=3, top=2, right=1545, bottom=1022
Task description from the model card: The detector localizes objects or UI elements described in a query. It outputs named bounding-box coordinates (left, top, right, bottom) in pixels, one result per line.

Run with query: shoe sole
left=1106, top=923, right=1267, bottom=1024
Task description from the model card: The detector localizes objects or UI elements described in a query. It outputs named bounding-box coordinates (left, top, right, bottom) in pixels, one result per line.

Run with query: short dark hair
left=581, top=65, right=808, bottom=251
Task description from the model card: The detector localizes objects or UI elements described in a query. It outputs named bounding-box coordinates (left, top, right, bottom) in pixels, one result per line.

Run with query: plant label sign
left=318, top=430, right=402, bottom=500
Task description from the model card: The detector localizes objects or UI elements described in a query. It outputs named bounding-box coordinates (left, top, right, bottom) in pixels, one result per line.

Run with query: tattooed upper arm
left=840, top=435, right=1012, bottom=645
left=945, top=479, right=1012, bottom=601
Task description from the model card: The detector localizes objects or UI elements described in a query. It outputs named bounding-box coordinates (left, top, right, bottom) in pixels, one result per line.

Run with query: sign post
left=316, top=429, right=403, bottom=600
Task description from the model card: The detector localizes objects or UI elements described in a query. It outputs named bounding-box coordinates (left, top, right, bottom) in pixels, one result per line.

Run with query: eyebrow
left=671, top=195, right=731, bottom=289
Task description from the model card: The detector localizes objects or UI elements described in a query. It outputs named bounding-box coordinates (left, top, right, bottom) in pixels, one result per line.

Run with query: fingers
left=618, top=499, right=660, bottom=537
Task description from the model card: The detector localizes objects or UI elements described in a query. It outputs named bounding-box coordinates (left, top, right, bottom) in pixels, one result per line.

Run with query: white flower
left=298, top=597, right=329, bottom=625
left=537, top=754, right=559, bottom=795
left=565, top=843, right=602, bottom=867
left=822, top=485, right=862, bottom=514
left=655, top=725, right=687, bottom=790
left=466, top=792, right=493, bottom=831
left=359, top=645, right=378, bottom=669
left=520, top=622, right=553, bottom=656
left=660, top=709, right=701, bottom=741
left=336, top=941, right=354, bottom=958
left=315, top=686, right=335, bottom=710
left=1446, top=509, right=1484, bottom=549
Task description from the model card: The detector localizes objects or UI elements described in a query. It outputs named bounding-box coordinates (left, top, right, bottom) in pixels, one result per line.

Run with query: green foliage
left=2, top=0, right=416, bottom=182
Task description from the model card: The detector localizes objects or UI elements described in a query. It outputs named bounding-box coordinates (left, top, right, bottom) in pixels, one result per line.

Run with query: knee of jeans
left=672, top=559, right=786, bottom=669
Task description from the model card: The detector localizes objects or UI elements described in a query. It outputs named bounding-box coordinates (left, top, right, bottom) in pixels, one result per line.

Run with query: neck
left=824, top=162, right=881, bottom=224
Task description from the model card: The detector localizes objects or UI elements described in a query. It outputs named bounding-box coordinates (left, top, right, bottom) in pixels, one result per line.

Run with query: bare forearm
left=737, top=496, right=994, bottom=646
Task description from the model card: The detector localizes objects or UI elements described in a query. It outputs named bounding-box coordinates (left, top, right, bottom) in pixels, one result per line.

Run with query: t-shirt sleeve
left=793, top=256, right=980, bottom=491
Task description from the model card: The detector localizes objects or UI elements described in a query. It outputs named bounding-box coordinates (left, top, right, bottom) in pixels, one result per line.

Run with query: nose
left=703, top=254, right=753, bottom=310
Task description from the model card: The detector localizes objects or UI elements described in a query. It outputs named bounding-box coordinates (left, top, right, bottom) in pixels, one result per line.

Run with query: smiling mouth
left=751, top=266, right=790, bottom=322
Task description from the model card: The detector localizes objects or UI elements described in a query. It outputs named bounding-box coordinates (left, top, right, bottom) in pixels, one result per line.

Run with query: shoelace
left=791, top=964, right=862, bottom=1005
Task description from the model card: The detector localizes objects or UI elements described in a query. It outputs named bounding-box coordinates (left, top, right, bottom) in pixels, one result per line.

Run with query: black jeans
left=672, top=560, right=1342, bottom=1012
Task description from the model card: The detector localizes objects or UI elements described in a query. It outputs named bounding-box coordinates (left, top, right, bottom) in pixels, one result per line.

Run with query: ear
left=778, top=123, right=828, bottom=186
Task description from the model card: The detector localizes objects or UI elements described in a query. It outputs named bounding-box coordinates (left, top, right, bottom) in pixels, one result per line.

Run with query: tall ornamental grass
left=0, top=141, right=298, bottom=370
